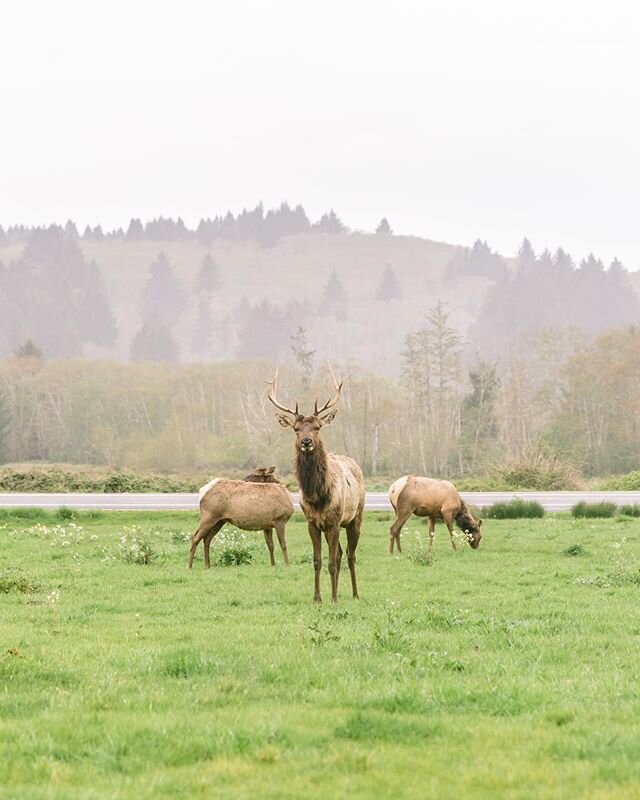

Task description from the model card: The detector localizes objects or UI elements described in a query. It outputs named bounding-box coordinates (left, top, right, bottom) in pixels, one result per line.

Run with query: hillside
left=2, top=231, right=492, bottom=375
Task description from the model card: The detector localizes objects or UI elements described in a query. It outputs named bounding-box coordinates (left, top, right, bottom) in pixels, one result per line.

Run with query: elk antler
left=314, top=363, right=343, bottom=416
left=266, top=368, right=299, bottom=416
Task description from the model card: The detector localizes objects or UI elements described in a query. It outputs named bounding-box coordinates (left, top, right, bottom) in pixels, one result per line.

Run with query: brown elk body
left=388, top=475, right=482, bottom=554
left=268, top=369, right=365, bottom=603
left=187, top=467, right=294, bottom=569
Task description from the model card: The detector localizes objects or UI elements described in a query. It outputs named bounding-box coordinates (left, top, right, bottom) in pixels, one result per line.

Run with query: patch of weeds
left=571, top=501, right=617, bottom=518
left=118, top=527, right=157, bottom=565
left=484, top=499, right=545, bottom=519
left=563, top=543, right=586, bottom=556
left=0, top=507, right=48, bottom=520
left=373, top=602, right=411, bottom=654
left=576, top=538, right=640, bottom=587
left=0, top=569, right=42, bottom=594
left=307, top=620, right=340, bottom=646
left=405, top=530, right=434, bottom=566
left=162, top=649, right=220, bottom=678
left=170, top=529, right=191, bottom=543
left=213, top=528, right=255, bottom=566
left=55, top=506, right=76, bottom=521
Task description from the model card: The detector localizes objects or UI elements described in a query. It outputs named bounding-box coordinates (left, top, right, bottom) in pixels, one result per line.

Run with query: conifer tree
left=375, top=266, right=402, bottom=301
left=130, top=319, right=180, bottom=362
left=194, top=254, right=222, bottom=294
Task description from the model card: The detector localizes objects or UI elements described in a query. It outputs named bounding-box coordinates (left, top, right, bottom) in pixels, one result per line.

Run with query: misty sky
left=2, top=0, right=639, bottom=268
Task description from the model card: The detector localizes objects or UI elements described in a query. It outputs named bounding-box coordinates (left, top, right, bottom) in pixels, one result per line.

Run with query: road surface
left=0, top=491, right=639, bottom=512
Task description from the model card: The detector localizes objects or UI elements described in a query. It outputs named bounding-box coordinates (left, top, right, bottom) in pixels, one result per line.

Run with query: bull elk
left=267, top=367, right=365, bottom=603
left=187, top=467, right=294, bottom=569
left=388, top=475, right=482, bottom=554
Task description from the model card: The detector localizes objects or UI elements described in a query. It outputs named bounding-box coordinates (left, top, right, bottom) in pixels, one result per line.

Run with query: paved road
left=1, top=491, right=639, bottom=512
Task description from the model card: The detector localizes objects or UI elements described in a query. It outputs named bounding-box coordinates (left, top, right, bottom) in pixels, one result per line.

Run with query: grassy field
left=1, top=509, right=640, bottom=799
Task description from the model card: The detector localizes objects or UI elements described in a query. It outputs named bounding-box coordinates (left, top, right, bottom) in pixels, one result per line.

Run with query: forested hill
left=0, top=204, right=638, bottom=374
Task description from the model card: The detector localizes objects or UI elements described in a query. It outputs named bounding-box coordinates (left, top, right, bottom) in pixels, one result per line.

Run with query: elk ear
left=319, top=409, right=338, bottom=425
left=275, top=413, right=294, bottom=428
left=266, top=466, right=276, bottom=474
left=478, top=519, right=483, bottom=527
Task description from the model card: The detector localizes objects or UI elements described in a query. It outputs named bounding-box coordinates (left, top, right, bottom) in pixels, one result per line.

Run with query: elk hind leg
left=274, top=520, right=289, bottom=566
left=188, top=516, right=219, bottom=568
left=263, top=528, right=275, bottom=566
left=203, top=520, right=225, bottom=568
left=346, top=513, right=362, bottom=599
left=389, top=503, right=412, bottom=554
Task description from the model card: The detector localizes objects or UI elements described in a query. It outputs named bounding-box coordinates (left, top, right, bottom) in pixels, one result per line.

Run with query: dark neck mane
left=296, top=440, right=331, bottom=508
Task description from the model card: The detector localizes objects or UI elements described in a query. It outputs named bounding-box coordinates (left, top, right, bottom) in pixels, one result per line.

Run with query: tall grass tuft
left=484, top=499, right=545, bottom=519
left=571, top=502, right=617, bottom=518
left=618, top=504, right=640, bottom=517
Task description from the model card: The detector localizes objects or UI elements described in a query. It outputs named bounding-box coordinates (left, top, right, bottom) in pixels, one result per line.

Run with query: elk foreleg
left=274, top=520, right=289, bottom=566
left=427, top=516, right=436, bottom=550
left=307, top=521, right=323, bottom=603
left=442, top=511, right=457, bottom=551
left=325, top=527, right=341, bottom=603
left=263, top=528, right=275, bottom=566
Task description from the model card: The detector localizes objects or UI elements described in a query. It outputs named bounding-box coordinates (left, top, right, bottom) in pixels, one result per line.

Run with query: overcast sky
left=1, top=0, right=638, bottom=268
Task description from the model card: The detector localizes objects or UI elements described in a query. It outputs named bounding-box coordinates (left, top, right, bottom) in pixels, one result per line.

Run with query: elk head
left=266, top=367, right=342, bottom=454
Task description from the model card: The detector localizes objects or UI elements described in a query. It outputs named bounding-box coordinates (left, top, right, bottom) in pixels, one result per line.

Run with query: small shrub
left=496, top=453, right=580, bottom=490
left=0, top=569, right=42, bottom=594
left=571, top=502, right=617, bottom=518
left=118, top=527, right=156, bottom=565
left=405, top=531, right=434, bottom=566
left=55, top=506, right=76, bottom=521
left=213, top=528, right=255, bottom=566
left=484, top=499, right=545, bottom=519
left=563, top=543, right=585, bottom=557
left=599, top=471, right=640, bottom=491
left=618, top=504, right=640, bottom=517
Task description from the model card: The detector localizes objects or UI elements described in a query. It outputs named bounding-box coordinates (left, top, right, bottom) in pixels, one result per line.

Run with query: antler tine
left=314, top=361, right=343, bottom=416
left=266, top=368, right=299, bottom=416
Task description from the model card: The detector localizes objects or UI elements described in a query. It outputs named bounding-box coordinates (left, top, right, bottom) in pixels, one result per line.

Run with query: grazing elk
left=268, top=368, right=365, bottom=603
left=388, top=475, right=482, bottom=554
left=187, top=467, right=294, bottom=569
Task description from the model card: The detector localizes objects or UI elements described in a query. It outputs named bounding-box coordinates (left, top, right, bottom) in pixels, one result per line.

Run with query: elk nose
left=301, top=437, right=312, bottom=447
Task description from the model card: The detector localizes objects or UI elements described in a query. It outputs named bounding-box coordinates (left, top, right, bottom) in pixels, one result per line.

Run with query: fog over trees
left=1, top=201, right=639, bottom=478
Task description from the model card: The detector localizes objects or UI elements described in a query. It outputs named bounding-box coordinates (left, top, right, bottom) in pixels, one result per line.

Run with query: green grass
left=1, top=510, right=640, bottom=798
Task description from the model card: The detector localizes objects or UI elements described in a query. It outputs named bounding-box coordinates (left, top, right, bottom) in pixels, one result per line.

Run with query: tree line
left=0, top=203, right=393, bottom=249
left=1, top=322, right=639, bottom=478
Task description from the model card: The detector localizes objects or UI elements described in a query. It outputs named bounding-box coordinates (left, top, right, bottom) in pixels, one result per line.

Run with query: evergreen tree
left=375, top=266, right=402, bottom=302
left=194, top=254, right=222, bottom=294
left=130, top=319, right=180, bottom=362
left=313, top=210, right=347, bottom=234
left=191, top=298, right=215, bottom=357
left=126, top=218, right=145, bottom=240
left=290, top=326, right=315, bottom=387
left=65, top=220, right=79, bottom=238
left=319, top=270, right=348, bottom=320
left=139, top=252, right=187, bottom=326
left=376, top=217, right=392, bottom=234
